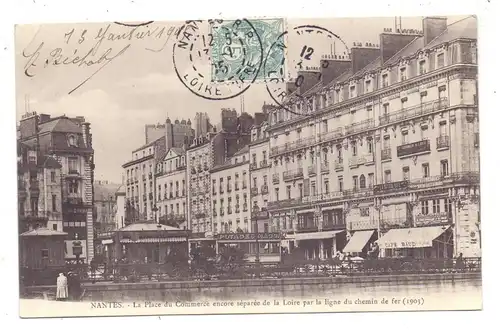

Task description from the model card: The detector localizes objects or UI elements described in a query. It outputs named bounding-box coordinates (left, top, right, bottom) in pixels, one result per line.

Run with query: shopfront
left=287, top=230, right=346, bottom=260
left=216, top=232, right=284, bottom=263
left=343, top=230, right=377, bottom=257
left=376, top=225, right=453, bottom=259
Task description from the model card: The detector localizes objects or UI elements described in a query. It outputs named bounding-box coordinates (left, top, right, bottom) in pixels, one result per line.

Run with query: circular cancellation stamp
left=263, top=25, right=350, bottom=115
left=172, top=19, right=263, bottom=101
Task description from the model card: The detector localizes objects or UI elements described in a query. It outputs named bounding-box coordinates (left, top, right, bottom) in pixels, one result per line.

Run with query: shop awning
left=120, top=237, right=186, bottom=244
left=343, top=230, right=375, bottom=253
left=376, top=226, right=450, bottom=249
left=101, top=239, right=114, bottom=245
left=292, top=230, right=345, bottom=241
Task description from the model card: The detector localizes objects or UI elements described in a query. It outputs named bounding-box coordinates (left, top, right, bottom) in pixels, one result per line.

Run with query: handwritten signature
left=22, top=23, right=178, bottom=94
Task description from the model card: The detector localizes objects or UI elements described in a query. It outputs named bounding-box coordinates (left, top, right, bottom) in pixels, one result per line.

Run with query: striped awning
left=376, top=226, right=450, bottom=249
left=290, top=230, right=345, bottom=241
left=120, top=237, right=187, bottom=244
left=101, top=239, right=114, bottom=245
left=343, top=230, right=375, bottom=253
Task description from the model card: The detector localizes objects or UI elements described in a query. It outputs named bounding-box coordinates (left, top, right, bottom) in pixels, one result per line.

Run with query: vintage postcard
left=16, top=15, right=481, bottom=318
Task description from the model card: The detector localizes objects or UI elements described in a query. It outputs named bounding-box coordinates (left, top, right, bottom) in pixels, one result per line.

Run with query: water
left=85, top=276, right=483, bottom=306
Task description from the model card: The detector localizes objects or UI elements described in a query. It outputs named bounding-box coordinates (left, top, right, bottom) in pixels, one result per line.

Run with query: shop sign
left=217, top=232, right=284, bottom=241
left=374, top=180, right=408, bottom=194
left=397, top=140, right=431, bottom=157
left=382, top=239, right=432, bottom=249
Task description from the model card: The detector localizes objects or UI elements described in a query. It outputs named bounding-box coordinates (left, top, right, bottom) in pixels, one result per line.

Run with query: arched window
left=360, top=175, right=366, bottom=189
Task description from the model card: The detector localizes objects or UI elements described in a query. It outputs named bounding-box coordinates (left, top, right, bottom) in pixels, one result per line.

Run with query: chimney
left=351, top=47, right=380, bottom=74
left=296, top=71, right=321, bottom=95
left=38, top=114, right=51, bottom=123
left=380, top=32, right=419, bottom=64
left=320, top=58, right=352, bottom=85
left=286, top=81, right=298, bottom=95
left=423, top=17, right=447, bottom=46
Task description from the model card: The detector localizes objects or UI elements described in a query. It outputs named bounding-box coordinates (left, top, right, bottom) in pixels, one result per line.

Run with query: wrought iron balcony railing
left=308, top=165, right=317, bottom=176
left=334, top=159, right=344, bottom=171
left=251, top=187, right=259, bottom=196
left=272, top=173, right=280, bottom=184
left=381, top=148, right=392, bottom=161
left=344, top=119, right=375, bottom=135
left=320, top=162, right=329, bottom=173
left=436, top=135, right=450, bottom=150
left=283, top=168, right=304, bottom=181
left=379, top=98, right=449, bottom=126
left=261, top=185, right=269, bottom=195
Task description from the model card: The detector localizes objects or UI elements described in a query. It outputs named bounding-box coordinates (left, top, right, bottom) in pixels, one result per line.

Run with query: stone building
left=265, top=16, right=479, bottom=260
left=18, top=112, right=95, bottom=262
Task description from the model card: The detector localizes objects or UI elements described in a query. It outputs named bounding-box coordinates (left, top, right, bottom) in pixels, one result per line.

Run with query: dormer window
left=68, top=135, right=77, bottom=147
left=365, top=80, right=371, bottom=93
left=419, top=60, right=427, bottom=74
left=349, top=85, right=356, bottom=98
left=400, top=67, right=407, bottom=81
left=382, top=74, right=389, bottom=87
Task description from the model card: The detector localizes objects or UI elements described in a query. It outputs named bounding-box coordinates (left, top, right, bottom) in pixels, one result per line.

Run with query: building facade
left=155, top=148, right=188, bottom=228
left=249, top=121, right=272, bottom=233
left=210, top=146, right=251, bottom=234
left=123, top=136, right=166, bottom=224
left=266, top=16, right=479, bottom=260
left=194, top=112, right=212, bottom=137
left=18, top=112, right=95, bottom=262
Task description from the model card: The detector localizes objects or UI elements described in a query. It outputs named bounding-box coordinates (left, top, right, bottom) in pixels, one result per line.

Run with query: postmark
left=172, top=19, right=264, bottom=101
left=210, top=18, right=285, bottom=83
left=263, top=25, right=350, bottom=115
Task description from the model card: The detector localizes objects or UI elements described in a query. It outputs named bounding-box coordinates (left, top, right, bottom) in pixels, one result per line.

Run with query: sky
left=15, top=16, right=467, bottom=183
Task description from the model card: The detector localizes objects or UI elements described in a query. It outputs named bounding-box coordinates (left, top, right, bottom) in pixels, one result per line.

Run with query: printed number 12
left=300, top=45, right=314, bottom=60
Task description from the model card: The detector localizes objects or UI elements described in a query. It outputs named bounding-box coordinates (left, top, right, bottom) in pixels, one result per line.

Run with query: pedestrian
left=56, top=273, right=68, bottom=301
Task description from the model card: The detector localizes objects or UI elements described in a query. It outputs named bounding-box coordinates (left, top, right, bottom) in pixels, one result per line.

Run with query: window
left=384, top=170, right=391, bottom=183
left=365, top=80, right=371, bottom=93
left=402, top=131, right=408, bottom=144
left=68, top=135, right=77, bottom=147
left=252, top=154, right=257, bottom=165
left=422, top=163, right=430, bottom=178
left=421, top=126, right=428, bottom=140
left=368, top=173, right=374, bottom=188
left=52, top=224, right=57, bottom=231
left=286, top=185, right=291, bottom=200
left=383, top=103, right=389, bottom=116
left=352, top=141, right=357, bottom=156
left=445, top=198, right=452, bottom=215
left=440, top=160, right=449, bottom=177
left=439, top=122, right=447, bottom=136
left=382, top=74, right=389, bottom=87
left=401, top=97, right=407, bottom=109
left=324, top=179, right=330, bottom=194
left=311, top=181, right=317, bottom=196
left=349, top=85, right=356, bottom=98
left=400, top=67, right=407, bottom=81
left=421, top=200, right=429, bottom=215
left=52, top=194, right=57, bottom=211
left=323, top=120, right=328, bottom=133
left=41, top=249, right=49, bottom=259
left=383, top=135, right=390, bottom=149
left=274, top=188, right=279, bottom=201
left=338, top=177, right=343, bottom=192
left=69, top=180, right=79, bottom=194
left=367, top=138, right=373, bottom=154
left=50, top=171, right=56, bottom=183
left=359, top=175, right=366, bottom=189
left=298, top=183, right=303, bottom=198
left=68, top=157, right=78, bottom=173
left=352, top=176, right=359, bottom=190
left=437, top=53, right=445, bottom=68
left=419, top=60, right=427, bottom=74
left=432, top=199, right=441, bottom=213
left=336, top=145, right=342, bottom=160
left=403, top=167, right=410, bottom=181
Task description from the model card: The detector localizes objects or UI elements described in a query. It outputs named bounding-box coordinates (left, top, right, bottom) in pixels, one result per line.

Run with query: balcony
left=251, top=187, right=259, bottom=196
left=219, top=208, right=225, bottom=216
left=267, top=198, right=302, bottom=210
left=397, top=139, right=430, bottom=158
left=318, top=128, right=343, bottom=144
left=436, top=136, right=450, bottom=150
left=374, top=180, right=409, bottom=194
left=219, top=187, right=224, bottom=194
left=213, top=209, right=217, bottom=217
left=380, top=217, right=410, bottom=230
left=235, top=184, right=240, bottom=191
left=283, top=168, right=303, bottom=182
left=227, top=185, right=232, bottom=193
left=344, top=119, right=375, bottom=135
left=334, top=159, right=344, bottom=172
left=415, top=212, right=452, bottom=227
left=308, top=165, right=317, bottom=176
left=270, top=136, right=315, bottom=157
left=197, top=164, right=202, bottom=172
left=227, top=207, right=233, bottom=215
left=243, top=204, right=248, bottom=212
left=272, top=173, right=280, bottom=184
left=318, top=162, right=329, bottom=174
left=148, top=172, right=153, bottom=179
left=259, top=160, right=268, bottom=168
left=235, top=207, right=240, bottom=214
left=362, top=153, right=374, bottom=165
left=142, top=174, right=146, bottom=181
left=242, top=182, right=247, bottom=189
left=134, top=177, right=138, bottom=183
left=142, top=194, right=147, bottom=201
left=203, top=163, right=208, bottom=171
left=261, top=185, right=269, bottom=195
left=67, top=169, right=81, bottom=177
left=379, top=98, right=449, bottom=126
left=250, top=162, right=257, bottom=170
left=474, top=132, right=479, bottom=147
left=296, top=223, right=318, bottom=233
left=148, top=192, right=153, bottom=200
left=212, top=189, right=217, bottom=195
left=381, top=148, right=392, bottom=161
left=322, top=221, right=346, bottom=231
left=348, top=157, right=359, bottom=169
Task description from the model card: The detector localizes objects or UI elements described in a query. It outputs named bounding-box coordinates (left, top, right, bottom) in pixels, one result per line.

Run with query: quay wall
left=23, top=273, right=482, bottom=302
